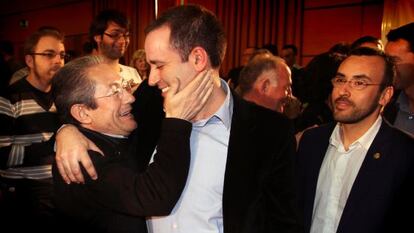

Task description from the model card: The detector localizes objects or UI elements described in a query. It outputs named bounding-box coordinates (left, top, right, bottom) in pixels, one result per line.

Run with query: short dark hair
left=89, top=9, right=129, bottom=49
left=52, top=56, right=104, bottom=125
left=24, top=26, right=64, bottom=55
left=282, top=44, right=298, bottom=55
left=236, top=55, right=285, bottom=96
left=351, top=35, right=382, bottom=50
left=386, top=22, right=414, bottom=53
left=145, top=4, right=227, bottom=68
left=348, top=47, right=395, bottom=91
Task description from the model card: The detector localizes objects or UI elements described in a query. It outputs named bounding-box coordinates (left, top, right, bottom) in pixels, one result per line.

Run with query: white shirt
left=310, top=116, right=382, bottom=233
left=147, top=80, right=233, bottom=233
left=120, top=64, right=141, bottom=86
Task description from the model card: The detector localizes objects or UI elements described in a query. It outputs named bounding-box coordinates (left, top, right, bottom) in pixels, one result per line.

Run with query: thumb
left=88, top=140, right=104, bottom=156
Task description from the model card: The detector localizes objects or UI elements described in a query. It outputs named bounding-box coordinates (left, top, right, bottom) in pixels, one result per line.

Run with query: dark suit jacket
left=133, top=84, right=301, bottom=233
left=53, top=119, right=191, bottom=233
left=222, top=94, right=301, bottom=233
left=296, top=120, right=414, bottom=233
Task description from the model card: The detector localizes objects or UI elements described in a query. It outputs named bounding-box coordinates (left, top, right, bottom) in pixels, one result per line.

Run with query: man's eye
left=354, top=81, right=366, bottom=86
left=335, top=78, right=346, bottom=84
left=45, top=53, right=56, bottom=59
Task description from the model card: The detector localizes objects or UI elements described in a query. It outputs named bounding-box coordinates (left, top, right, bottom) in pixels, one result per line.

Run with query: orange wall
left=301, top=0, right=383, bottom=65
left=0, top=0, right=93, bottom=60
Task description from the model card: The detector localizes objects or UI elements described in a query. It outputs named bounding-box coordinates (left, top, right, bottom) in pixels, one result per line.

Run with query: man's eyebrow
left=335, top=72, right=345, bottom=77
left=352, top=74, right=372, bottom=80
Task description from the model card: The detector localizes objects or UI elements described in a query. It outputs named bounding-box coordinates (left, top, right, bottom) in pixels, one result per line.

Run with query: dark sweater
left=53, top=119, right=191, bottom=233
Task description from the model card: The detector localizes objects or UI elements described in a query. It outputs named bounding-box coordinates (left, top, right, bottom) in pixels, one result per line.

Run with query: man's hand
left=164, top=69, right=214, bottom=121
left=55, top=125, right=103, bottom=184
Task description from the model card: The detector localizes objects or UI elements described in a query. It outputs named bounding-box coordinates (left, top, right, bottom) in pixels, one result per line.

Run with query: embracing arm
left=55, top=69, right=213, bottom=184
left=55, top=125, right=102, bottom=183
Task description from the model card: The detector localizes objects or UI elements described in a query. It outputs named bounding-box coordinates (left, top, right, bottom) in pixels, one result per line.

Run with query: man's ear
left=190, top=46, right=208, bottom=71
left=70, top=104, right=92, bottom=124
left=379, top=86, right=394, bottom=109
left=25, top=54, right=33, bottom=68
left=94, top=35, right=102, bottom=46
left=254, top=77, right=269, bottom=95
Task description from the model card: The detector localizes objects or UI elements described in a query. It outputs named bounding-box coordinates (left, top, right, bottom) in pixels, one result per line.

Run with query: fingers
left=79, top=155, right=97, bottom=181
left=68, top=156, right=84, bottom=183
left=56, top=155, right=71, bottom=184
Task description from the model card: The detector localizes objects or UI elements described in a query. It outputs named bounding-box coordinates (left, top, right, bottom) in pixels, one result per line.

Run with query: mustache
left=334, top=96, right=354, bottom=106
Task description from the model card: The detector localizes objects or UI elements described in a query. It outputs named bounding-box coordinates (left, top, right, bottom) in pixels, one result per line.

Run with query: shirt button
left=172, top=223, right=178, bottom=229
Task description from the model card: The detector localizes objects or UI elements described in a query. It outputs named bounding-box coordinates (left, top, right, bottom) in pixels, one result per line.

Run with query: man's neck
left=26, top=73, right=51, bottom=92
left=192, top=74, right=227, bottom=122
left=101, top=56, right=121, bottom=73
left=339, top=113, right=380, bottom=151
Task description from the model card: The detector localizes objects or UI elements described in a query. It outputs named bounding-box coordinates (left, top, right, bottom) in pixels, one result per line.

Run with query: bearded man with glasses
left=0, top=26, right=66, bottom=232
left=89, top=9, right=141, bottom=92
left=296, top=47, right=414, bottom=233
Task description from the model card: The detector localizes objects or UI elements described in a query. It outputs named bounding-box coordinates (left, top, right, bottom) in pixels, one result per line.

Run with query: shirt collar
left=193, top=79, right=233, bottom=129
left=330, top=115, right=382, bottom=151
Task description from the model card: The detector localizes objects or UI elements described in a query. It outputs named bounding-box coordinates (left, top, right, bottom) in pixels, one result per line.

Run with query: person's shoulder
left=301, top=122, right=335, bottom=140
left=237, top=97, right=292, bottom=131
left=382, top=121, right=414, bottom=146
left=120, top=64, right=141, bottom=84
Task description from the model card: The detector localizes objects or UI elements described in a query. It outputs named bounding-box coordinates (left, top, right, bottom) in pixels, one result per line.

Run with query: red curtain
left=92, top=0, right=302, bottom=75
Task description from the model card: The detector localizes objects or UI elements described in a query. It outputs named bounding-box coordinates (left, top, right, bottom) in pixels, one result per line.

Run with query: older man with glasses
left=0, top=26, right=66, bottom=232
left=51, top=55, right=213, bottom=232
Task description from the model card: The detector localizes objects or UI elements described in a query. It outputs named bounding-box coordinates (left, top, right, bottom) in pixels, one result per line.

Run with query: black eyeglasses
left=103, top=32, right=131, bottom=41
left=30, top=52, right=70, bottom=60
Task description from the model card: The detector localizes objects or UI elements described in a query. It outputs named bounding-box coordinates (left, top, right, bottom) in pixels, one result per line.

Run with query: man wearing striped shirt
left=0, top=26, right=66, bottom=232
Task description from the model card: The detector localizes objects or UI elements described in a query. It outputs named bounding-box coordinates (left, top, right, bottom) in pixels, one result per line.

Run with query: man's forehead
left=35, top=36, right=64, bottom=50
left=88, top=64, right=121, bottom=82
left=106, top=21, right=127, bottom=31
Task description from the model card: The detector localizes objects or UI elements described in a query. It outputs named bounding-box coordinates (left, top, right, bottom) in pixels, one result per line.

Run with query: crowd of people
left=0, top=4, right=413, bottom=233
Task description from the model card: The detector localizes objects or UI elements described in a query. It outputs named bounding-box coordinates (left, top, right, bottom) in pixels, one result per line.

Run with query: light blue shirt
left=394, top=92, right=414, bottom=136
left=147, top=79, right=233, bottom=233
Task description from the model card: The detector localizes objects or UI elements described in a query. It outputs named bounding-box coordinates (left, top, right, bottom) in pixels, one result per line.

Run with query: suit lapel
left=303, top=125, right=333, bottom=231
left=222, top=95, right=262, bottom=227
left=337, top=121, right=391, bottom=232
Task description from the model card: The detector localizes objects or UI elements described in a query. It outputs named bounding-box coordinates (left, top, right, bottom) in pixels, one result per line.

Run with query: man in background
left=89, top=9, right=141, bottom=89
left=0, top=26, right=66, bottom=232
left=383, top=22, right=414, bottom=136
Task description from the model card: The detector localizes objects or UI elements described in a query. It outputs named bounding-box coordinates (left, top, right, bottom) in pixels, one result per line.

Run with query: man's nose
left=148, top=71, right=159, bottom=87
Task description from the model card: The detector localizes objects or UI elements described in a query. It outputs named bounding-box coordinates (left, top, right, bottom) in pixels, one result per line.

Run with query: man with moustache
left=296, top=47, right=414, bottom=233
left=89, top=9, right=141, bottom=90
left=0, top=27, right=66, bottom=232
left=383, top=22, right=414, bottom=136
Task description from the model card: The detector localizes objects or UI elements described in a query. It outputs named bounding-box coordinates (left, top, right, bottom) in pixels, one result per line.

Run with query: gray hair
left=52, top=55, right=105, bottom=124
